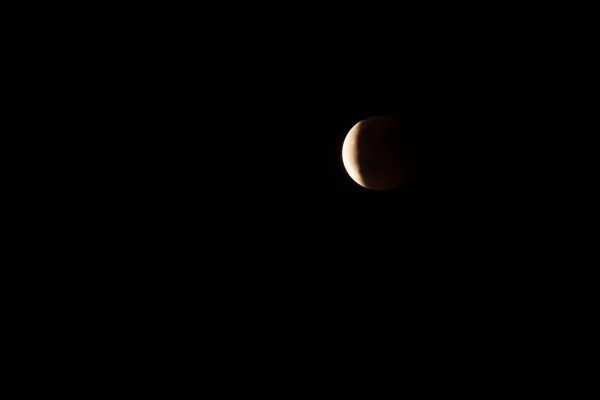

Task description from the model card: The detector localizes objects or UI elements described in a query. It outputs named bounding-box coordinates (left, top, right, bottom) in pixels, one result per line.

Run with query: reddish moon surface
left=342, top=116, right=414, bottom=191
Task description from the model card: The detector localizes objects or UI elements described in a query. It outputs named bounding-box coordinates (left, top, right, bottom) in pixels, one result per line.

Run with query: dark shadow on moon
left=354, top=116, right=415, bottom=191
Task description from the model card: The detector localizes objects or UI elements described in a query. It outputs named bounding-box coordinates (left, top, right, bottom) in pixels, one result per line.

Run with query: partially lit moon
left=342, top=116, right=414, bottom=191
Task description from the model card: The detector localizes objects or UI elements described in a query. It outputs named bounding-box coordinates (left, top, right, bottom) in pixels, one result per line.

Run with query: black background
left=111, top=40, right=540, bottom=319
left=100, top=12, right=558, bottom=303
left=7, top=4, right=591, bottom=393
left=74, top=6, right=587, bottom=381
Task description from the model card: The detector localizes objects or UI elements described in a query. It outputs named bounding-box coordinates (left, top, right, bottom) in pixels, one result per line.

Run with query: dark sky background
left=123, top=52, right=524, bottom=311
left=112, top=18, right=537, bottom=298
left=87, top=2, right=586, bottom=360
left=66, top=5, right=592, bottom=386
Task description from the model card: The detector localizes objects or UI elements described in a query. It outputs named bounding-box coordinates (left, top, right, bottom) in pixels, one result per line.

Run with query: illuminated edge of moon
left=341, top=121, right=367, bottom=188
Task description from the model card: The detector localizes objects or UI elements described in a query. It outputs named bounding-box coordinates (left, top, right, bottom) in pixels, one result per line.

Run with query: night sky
left=130, top=62, right=507, bottom=301
left=105, top=11, right=559, bottom=311
left=126, top=42, right=465, bottom=262
left=79, top=6, right=585, bottom=386
left=117, top=59, right=543, bottom=375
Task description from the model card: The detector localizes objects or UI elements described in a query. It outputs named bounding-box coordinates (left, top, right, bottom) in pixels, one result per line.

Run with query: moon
left=342, top=116, right=414, bottom=191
